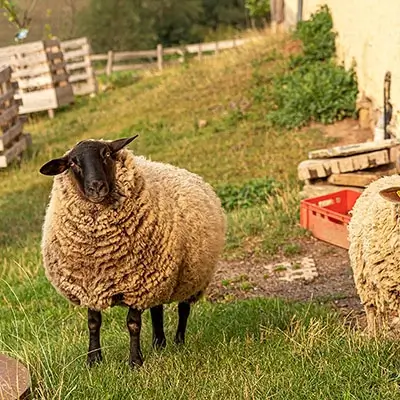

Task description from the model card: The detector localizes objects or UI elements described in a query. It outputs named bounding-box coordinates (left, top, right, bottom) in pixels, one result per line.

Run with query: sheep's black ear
left=109, top=135, right=138, bottom=154
left=39, top=157, right=69, bottom=176
left=379, top=187, right=400, bottom=203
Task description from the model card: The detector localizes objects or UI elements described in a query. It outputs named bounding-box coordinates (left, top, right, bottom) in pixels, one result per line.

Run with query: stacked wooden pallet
left=0, top=39, right=74, bottom=118
left=298, top=139, right=400, bottom=198
left=61, top=37, right=97, bottom=96
left=0, top=65, right=31, bottom=168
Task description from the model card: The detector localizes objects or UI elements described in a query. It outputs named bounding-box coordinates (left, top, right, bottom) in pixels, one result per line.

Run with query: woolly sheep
left=39, top=136, right=226, bottom=367
left=348, top=174, right=400, bottom=336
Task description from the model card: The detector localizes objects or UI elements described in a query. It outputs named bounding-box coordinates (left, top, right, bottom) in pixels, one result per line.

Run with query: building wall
left=284, top=0, right=400, bottom=124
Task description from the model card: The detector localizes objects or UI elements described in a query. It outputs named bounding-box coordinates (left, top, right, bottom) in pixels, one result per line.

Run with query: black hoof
left=87, top=351, right=102, bottom=367
left=129, top=356, right=144, bottom=369
left=152, top=336, right=167, bottom=350
left=174, top=334, right=185, bottom=345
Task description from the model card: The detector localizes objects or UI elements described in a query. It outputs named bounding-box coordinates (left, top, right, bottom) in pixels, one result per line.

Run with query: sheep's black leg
left=174, top=301, right=190, bottom=345
left=87, top=309, right=102, bottom=366
left=150, top=305, right=167, bottom=349
left=127, top=307, right=143, bottom=367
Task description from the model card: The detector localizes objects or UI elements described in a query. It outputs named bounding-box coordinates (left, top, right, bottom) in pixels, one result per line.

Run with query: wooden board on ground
left=298, top=149, right=390, bottom=180
left=327, top=163, right=398, bottom=187
left=300, top=183, right=363, bottom=200
left=308, top=139, right=399, bottom=159
left=0, top=353, right=30, bottom=399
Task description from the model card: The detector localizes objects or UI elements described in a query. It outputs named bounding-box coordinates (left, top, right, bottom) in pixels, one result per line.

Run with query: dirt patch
left=312, top=118, right=373, bottom=147
left=207, top=237, right=365, bottom=329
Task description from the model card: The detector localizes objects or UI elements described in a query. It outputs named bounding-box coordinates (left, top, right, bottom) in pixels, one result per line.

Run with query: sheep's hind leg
left=150, top=305, right=167, bottom=349
left=87, top=309, right=102, bottom=366
left=175, top=302, right=190, bottom=345
left=365, top=304, right=382, bottom=338
left=127, top=307, right=144, bottom=367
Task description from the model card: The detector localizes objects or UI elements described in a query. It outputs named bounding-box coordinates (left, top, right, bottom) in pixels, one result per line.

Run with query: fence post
left=157, top=44, right=163, bottom=71
left=198, top=43, right=202, bottom=61
left=106, top=50, right=113, bottom=76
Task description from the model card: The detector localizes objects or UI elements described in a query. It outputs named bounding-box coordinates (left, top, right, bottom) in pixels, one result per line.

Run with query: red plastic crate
left=300, top=189, right=361, bottom=249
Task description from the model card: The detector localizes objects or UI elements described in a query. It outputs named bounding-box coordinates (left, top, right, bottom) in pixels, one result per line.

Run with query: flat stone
left=266, top=257, right=318, bottom=282
left=0, top=354, right=30, bottom=400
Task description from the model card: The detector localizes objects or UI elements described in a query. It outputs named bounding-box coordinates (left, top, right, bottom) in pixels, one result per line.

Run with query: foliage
left=216, top=178, right=279, bottom=211
left=264, top=6, right=358, bottom=129
left=267, top=62, right=358, bottom=128
left=244, top=0, right=270, bottom=18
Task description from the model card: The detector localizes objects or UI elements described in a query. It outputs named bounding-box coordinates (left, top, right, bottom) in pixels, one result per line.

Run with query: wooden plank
left=327, top=163, right=398, bottom=187
left=91, top=54, right=108, bottom=61
left=300, top=183, right=363, bottom=200
left=0, top=104, right=18, bottom=126
left=112, top=64, right=151, bottom=72
left=330, top=149, right=390, bottom=174
left=0, top=119, right=23, bottom=151
left=308, top=139, right=399, bottom=159
left=0, top=133, right=28, bottom=168
left=68, top=72, right=89, bottom=83
left=12, top=62, right=66, bottom=78
left=298, top=149, right=390, bottom=180
left=113, top=50, right=157, bottom=61
left=18, top=89, right=57, bottom=114
left=66, top=61, right=91, bottom=71
left=63, top=48, right=88, bottom=61
left=0, top=353, right=31, bottom=398
left=298, top=159, right=332, bottom=180
left=18, top=74, right=53, bottom=90
left=0, top=66, right=12, bottom=83
left=56, top=85, right=74, bottom=107
left=0, top=88, right=14, bottom=107
left=61, top=37, right=88, bottom=49
left=13, top=52, right=48, bottom=66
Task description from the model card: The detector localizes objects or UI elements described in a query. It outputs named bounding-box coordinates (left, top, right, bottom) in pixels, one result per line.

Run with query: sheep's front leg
left=87, top=309, right=102, bottom=366
left=127, top=307, right=143, bottom=367
left=150, top=305, right=167, bottom=349
left=175, top=301, right=190, bottom=344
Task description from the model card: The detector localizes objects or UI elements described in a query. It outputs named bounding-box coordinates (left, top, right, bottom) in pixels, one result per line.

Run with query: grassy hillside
left=1, top=34, right=399, bottom=399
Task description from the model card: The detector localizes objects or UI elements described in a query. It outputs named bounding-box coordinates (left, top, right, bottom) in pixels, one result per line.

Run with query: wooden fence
left=0, top=39, right=74, bottom=118
left=61, top=37, right=97, bottom=96
left=91, top=38, right=254, bottom=76
left=0, top=65, right=31, bottom=168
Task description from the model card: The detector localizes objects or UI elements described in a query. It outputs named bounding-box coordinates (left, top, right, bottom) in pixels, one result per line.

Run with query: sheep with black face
left=40, top=136, right=226, bottom=368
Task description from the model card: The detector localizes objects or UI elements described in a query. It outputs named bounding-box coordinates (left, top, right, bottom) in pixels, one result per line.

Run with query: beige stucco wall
left=284, top=0, right=400, bottom=122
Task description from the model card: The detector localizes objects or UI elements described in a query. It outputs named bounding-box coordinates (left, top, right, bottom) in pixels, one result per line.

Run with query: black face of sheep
left=39, top=136, right=138, bottom=203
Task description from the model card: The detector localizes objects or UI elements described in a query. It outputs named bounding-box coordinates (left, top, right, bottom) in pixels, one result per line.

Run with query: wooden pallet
left=61, top=37, right=97, bottom=96
left=0, top=39, right=74, bottom=118
left=298, top=139, right=400, bottom=197
left=0, top=65, right=31, bottom=168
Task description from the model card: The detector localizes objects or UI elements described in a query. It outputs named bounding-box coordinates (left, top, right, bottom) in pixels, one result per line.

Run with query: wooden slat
left=18, top=89, right=57, bottom=114
left=91, top=54, right=108, bottom=61
left=66, top=61, right=91, bottom=71
left=0, top=133, right=29, bottom=168
left=112, top=64, right=151, bottom=72
left=327, top=163, right=398, bottom=187
left=61, top=37, right=88, bottom=49
left=56, top=85, right=74, bottom=107
left=113, top=50, right=157, bottom=61
left=12, top=62, right=66, bottom=78
left=0, top=88, right=14, bottom=107
left=0, top=66, right=12, bottom=83
left=0, top=119, right=23, bottom=151
left=63, top=48, right=88, bottom=61
left=298, top=149, right=390, bottom=180
left=17, top=74, right=53, bottom=90
left=0, top=104, right=18, bottom=125
left=308, top=139, right=399, bottom=159
left=68, top=72, right=89, bottom=83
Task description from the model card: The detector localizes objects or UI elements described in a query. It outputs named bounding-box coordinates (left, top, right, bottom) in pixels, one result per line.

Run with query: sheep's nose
left=87, top=180, right=108, bottom=196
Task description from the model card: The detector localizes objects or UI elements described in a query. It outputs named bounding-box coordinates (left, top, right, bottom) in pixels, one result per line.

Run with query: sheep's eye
left=105, top=151, right=111, bottom=158
left=69, top=158, right=78, bottom=168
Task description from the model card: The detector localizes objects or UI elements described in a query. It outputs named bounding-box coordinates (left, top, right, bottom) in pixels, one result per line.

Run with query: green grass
left=1, top=34, right=397, bottom=399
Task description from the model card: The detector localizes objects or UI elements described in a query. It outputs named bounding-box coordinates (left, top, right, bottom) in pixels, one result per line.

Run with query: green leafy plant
left=216, top=178, right=279, bottom=212
left=245, top=0, right=271, bottom=19
left=262, top=5, right=358, bottom=129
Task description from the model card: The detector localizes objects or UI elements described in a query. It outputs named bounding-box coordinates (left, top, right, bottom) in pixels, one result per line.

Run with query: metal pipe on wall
left=297, top=0, right=303, bottom=22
